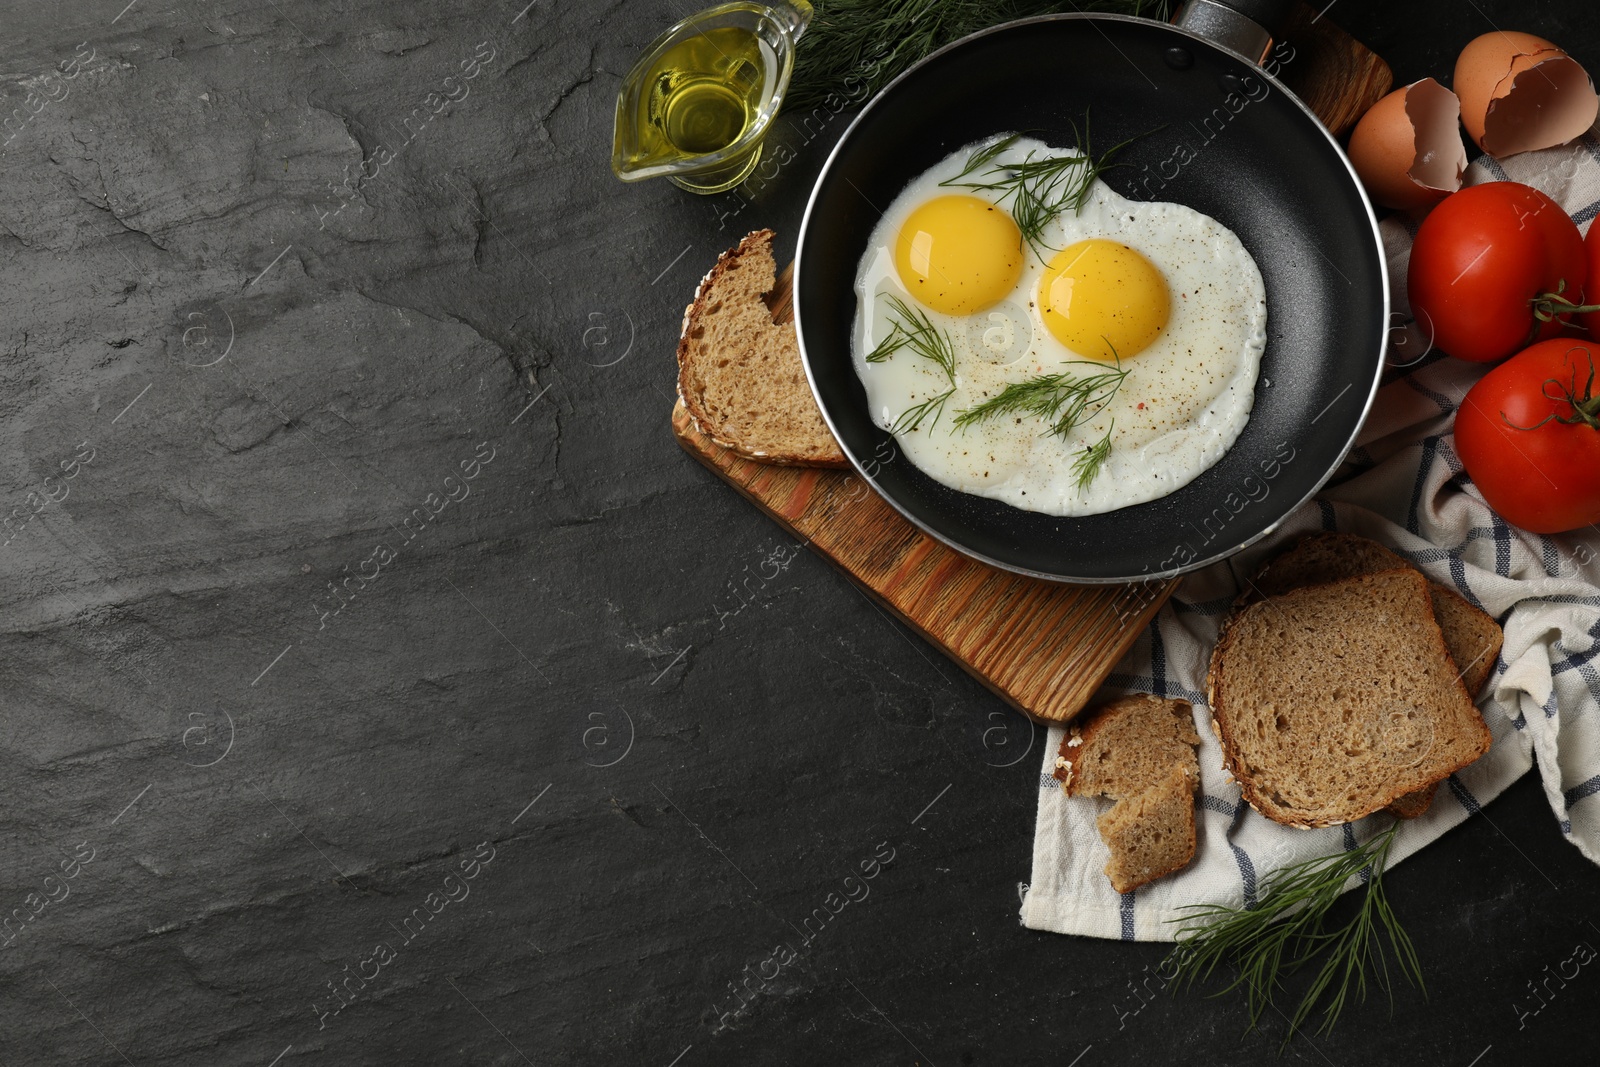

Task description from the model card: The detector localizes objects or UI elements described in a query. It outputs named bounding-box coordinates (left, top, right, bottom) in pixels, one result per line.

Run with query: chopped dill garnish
left=952, top=350, right=1127, bottom=440
left=940, top=117, right=1137, bottom=257
left=787, top=1, right=1173, bottom=113
left=1071, top=422, right=1113, bottom=489
left=1164, top=819, right=1424, bottom=1047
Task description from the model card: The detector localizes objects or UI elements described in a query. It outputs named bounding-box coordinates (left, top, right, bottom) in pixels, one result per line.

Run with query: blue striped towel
left=1021, top=133, right=1600, bottom=941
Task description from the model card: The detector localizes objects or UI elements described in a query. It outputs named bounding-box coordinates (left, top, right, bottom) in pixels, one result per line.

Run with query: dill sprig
left=1071, top=422, right=1113, bottom=489
left=940, top=120, right=1136, bottom=257
left=788, top=1, right=1173, bottom=113
left=864, top=320, right=909, bottom=363
left=940, top=133, right=1019, bottom=186
left=866, top=295, right=957, bottom=379
left=1164, top=820, right=1424, bottom=1047
left=867, top=294, right=960, bottom=433
left=952, top=355, right=1127, bottom=440
left=891, top=386, right=957, bottom=433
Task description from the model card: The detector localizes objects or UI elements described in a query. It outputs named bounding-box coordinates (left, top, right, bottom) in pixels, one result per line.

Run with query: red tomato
left=1456, top=338, right=1600, bottom=533
left=1408, top=182, right=1589, bottom=363
left=1584, top=219, right=1600, bottom=339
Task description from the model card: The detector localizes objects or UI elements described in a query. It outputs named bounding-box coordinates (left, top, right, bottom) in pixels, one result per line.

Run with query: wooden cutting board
left=673, top=6, right=1391, bottom=726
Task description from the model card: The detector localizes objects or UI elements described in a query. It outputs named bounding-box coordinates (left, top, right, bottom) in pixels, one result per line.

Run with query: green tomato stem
left=1529, top=279, right=1600, bottom=324
left=1503, top=348, right=1600, bottom=432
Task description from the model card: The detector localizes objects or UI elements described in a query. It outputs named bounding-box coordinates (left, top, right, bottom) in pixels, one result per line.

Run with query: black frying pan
left=794, top=3, right=1388, bottom=584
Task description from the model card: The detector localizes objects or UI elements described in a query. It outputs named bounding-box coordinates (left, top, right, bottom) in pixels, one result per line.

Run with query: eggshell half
left=1455, top=31, right=1599, bottom=158
left=1349, top=79, right=1466, bottom=212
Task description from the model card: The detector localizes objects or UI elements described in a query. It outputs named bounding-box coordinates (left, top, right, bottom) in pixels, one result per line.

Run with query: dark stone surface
left=1, top=1, right=1596, bottom=1064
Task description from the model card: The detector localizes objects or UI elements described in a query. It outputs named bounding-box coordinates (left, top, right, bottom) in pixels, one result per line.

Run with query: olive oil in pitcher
left=613, top=2, right=812, bottom=194
left=648, top=27, right=772, bottom=158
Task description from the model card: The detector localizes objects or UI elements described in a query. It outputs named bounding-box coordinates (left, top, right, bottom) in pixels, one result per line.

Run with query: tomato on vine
left=1456, top=338, right=1600, bottom=534
left=1408, top=182, right=1598, bottom=364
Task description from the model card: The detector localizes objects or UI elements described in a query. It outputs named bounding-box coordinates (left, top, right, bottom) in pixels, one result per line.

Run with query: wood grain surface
left=1277, top=3, right=1394, bottom=136
left=674, top=398, right=1174, bottom=724
left=673, top=8, right=1392, bottom=726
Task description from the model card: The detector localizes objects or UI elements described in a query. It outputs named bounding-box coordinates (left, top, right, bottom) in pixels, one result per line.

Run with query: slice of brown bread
left=677, top=229, right=848, bottom=468
left=1382, top=588, right=1502, bottom=818
left=1052, top=694, right=1200, bottom=797
left=1428, top=585, right=1504, bottom=695
left=1243, top=532, right=1503, bottom=696
left=1239, top=532, right=1504, bottom=821
left=1207, top=568, right=1493, bottom=828
left=1098, top=765, right=1198, bottom=893
left=1244, top=531, right=1411, bottom=601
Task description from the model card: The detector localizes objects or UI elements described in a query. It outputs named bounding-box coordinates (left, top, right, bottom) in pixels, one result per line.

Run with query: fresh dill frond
left=865, top=319, right=908, bottom=363
left=870, top=295, right=958, bottom=379
left=939, top=133, right=1022, bottom=186
left=869, top=295, right=959, bottom=433
left=1164, top=820, right=1424, bottom=1047
left=941, top=116, right=1138, bottom=257
left=952, top=355, right=1127, bottom=440
left=1072, top=422, right=1113, bottom=489
left=891, top=386, right=956, bottom=433
left=787, top=1, right=1174, bottom=113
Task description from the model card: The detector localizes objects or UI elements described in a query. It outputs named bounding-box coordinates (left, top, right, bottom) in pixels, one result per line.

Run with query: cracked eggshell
left=1455, top=31, right=1600, bottom=158
left=1349, top=79, right=1467, bottom=212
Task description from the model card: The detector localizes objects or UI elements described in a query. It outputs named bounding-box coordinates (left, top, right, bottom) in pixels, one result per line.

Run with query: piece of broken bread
left=1098, top=765, right=1199, bottom=894
left=1054, top=694, right=1201, bottom=893
left=1054, top=694, right=1200, bottom=797
left=676, top=229, right=847, bottom=468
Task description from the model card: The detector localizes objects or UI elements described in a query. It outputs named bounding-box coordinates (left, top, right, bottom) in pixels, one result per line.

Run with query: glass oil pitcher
left=612, top=1, right=812, bottom=194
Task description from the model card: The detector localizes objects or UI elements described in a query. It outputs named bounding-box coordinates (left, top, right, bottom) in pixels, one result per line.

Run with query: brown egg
left=1348, top=79, right=1466, bottom=212
left=1455, top=31, right=1599, bottom=158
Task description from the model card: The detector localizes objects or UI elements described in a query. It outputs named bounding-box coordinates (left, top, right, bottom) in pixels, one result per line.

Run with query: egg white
left=853, top=136, right=1268, bottom=517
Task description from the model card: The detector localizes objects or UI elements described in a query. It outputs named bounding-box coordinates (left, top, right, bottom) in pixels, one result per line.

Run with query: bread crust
left=676, top=229, right=849, bottom=469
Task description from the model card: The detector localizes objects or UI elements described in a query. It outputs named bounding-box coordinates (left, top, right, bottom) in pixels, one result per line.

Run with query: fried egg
left=853, top=135, right=1267, bottom=517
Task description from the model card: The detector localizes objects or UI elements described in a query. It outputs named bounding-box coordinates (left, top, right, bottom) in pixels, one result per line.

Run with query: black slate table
left=3, top=1, right=1597, bottom=1064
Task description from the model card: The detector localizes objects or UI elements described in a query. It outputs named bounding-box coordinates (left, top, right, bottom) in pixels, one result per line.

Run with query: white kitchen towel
left=1022, top=132, right=1600, bottom=941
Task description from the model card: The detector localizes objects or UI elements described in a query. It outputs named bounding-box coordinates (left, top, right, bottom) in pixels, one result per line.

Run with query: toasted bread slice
left=1053, top=694, right=1199, bottom=798
left=1207, top=569, right=1492, bottom=828
left=676, top=229, right=847, bottom=468
left=1098, top=765, right=1198, bottom=894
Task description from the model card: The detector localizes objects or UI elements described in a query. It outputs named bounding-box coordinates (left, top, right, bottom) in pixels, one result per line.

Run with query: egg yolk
left=894, top=195, right=1024, bottom=316
left=1038, top=239, right=1170, bottom=361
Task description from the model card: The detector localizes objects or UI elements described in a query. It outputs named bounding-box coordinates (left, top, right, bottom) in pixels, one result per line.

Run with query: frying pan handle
left=1174, top=0, right=1296, bottom=65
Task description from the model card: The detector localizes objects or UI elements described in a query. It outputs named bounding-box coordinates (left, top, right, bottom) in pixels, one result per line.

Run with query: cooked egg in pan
left=852, top=135, right=1268, bottom=518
